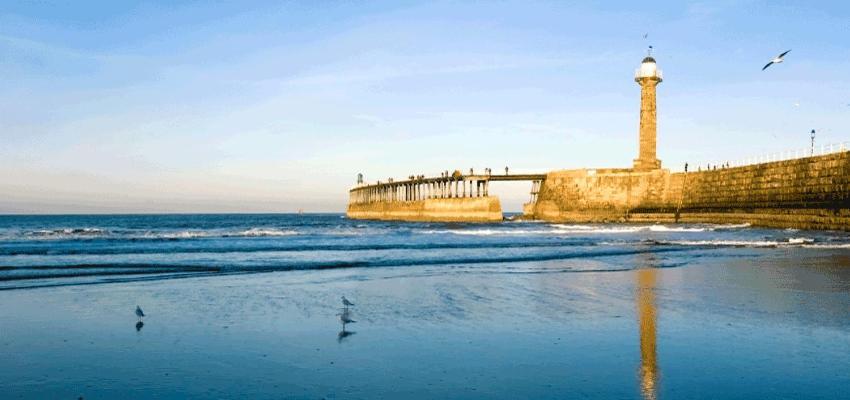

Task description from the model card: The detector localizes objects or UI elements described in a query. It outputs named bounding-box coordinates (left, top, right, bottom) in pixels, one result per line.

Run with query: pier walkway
left=349, top=173, right=546, bottom=205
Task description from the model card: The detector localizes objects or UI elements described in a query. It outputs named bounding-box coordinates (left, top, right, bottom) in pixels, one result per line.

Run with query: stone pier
left=347, top=173, right=545, bottom=222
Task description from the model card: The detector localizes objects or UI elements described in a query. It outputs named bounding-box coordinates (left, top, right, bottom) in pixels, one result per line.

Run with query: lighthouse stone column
left=634, top=55, right=663, bottom=171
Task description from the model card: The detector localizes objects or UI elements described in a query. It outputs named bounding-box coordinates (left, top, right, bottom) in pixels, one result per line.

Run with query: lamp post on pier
left=810, top=129, right=816, bottom=156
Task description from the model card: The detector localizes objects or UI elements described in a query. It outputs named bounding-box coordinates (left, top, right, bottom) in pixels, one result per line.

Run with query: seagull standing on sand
left=762, top=50, right=791, bottom=70
left=135, top=305, right=145, bottom=322
left=341, top=296, right=354, bottom=309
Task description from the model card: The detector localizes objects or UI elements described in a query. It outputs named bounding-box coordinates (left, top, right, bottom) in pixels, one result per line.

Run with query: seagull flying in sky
left=135, top=305, right=145, bottom=321
left=762, top=50, right=791, bottom=70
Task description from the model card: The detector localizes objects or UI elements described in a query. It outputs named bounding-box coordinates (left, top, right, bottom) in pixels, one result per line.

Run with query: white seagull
left=341, top=296, right=354, bottom=308
left=135, top=305, right=145, bottom=321
left=762, top=50, right=791, bottom=71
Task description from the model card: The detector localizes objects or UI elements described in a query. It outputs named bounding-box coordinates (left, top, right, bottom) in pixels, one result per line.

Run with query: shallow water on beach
left=2, top=214, right=850, bottom=290
left=1, top=214, right=850, bottom=398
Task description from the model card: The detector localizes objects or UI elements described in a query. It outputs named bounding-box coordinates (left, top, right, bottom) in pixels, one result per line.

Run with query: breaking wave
left=802, top=243, right=850, bottom=249
left=229, top=228, right=298, bottom=237
left=654, top=240, right=782, bottom=247
left=26, top=228, right=108, bottom=237
left=428, top=224, right=710, bottom=236
left=655, top=237, right=827, bottom=248
left=151, top=231, right=214, bottom=239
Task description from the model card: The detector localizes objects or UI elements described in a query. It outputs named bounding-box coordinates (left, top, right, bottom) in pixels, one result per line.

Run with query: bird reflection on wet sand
left=337, top=307, right=357, bottom=343
left=135, top=321, right=144, bottom=332
left=337, top=328, right=356, bottom=343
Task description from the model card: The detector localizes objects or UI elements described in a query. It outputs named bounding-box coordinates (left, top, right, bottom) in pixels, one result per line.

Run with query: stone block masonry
left=528, top=151, right=850, bottom=231
left=347, top=197, right=502, bottom=222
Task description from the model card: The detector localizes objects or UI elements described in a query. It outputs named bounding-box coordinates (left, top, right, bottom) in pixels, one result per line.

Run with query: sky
left=1, top=0, right=849, bottom=213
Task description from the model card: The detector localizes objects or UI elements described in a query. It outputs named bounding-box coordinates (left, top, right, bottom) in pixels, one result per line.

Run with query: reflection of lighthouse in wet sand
left=636, top=264, right=659, bottom=400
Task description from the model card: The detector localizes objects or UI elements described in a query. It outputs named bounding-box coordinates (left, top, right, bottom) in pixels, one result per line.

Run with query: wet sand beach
left=3, top=243, right=850, bottom=399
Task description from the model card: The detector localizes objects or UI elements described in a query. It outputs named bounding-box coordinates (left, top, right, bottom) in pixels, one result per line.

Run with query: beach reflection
left=135, top=321, right=144, bottom=332
left=337, top=307, right=356, bottom=343
left=636, top=257, right=659, bottom=400
left=337, top=329, right=356, bottom=343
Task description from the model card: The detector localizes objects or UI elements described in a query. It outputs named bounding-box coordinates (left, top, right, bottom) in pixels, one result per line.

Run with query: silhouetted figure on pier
left=505, top=166, right=509, bottom=175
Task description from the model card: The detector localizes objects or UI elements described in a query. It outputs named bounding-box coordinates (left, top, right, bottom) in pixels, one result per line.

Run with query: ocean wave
left=150, top=231, right=214, bottom=239
left=801, top=243, right=850, bottom=249
left=123, top=229, right=299, bottom=239
left=26, top=228, right=108, bottom=237
left=229, top=228, right=298, bottom=237
left=655, top=240, right=782, bottom=248
left=550, top=224, right=637, bottom=232
left=711, top=223, right=752, bottom=230
left=0, top=240, right=596, bottom=256
left=426, top=224, right=715, bottom=236
left=551, top=224, right=705, bottom=233
left=651, top=237, right=850, bottom=248
left=647, top=225, right=707, bottom=232
left=0, top=246, right=691, bottom=287
left=422, top=229, right=547, bottom=236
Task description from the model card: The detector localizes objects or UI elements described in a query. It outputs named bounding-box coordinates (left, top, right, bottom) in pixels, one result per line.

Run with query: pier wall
left=529, top=152, right=850, bottom=230
left=347, top=197, right=502, bottom=222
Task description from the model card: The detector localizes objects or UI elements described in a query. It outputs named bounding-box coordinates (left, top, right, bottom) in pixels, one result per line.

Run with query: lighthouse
left=633, top=52, right=663, bottom=170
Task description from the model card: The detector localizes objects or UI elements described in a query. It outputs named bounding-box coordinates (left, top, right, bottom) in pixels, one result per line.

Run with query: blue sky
left=1, top=1, right=848, bottom=213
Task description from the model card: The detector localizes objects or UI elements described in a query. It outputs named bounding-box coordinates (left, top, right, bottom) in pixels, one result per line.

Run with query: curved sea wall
left=347, top=197, right=502, bottom=222
left=529, top=151, right=850, bottom=230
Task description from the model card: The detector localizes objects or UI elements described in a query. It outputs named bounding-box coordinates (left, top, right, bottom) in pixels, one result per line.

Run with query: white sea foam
left=155, top=231, right=214, bottom=239
left=648, top=225, right=707, bottom=232
left=431, top=229, right=546, bottom=236
left=801, top=243, right=850, bottom=249
left=659, top=240, right=781, bottom=247
left=711, top=223, right=752, bottom=230
left=27, top=228, right=107, bottom=237
left=549, top=224, right=646, bottom=233
left=549, top=224, right=707, bottom=233
left=788, top=237, right=815, bottom=244
left=234, top=228, right=298, bottom=237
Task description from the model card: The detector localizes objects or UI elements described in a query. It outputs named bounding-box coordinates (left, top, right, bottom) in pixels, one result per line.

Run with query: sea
left=2, top=214, right=849, bottom=398
left=2, top=213, right=848, bottom=290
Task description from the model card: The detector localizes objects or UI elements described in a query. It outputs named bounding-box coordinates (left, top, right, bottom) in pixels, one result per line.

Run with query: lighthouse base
left=633, top=158, right=661, bottom=171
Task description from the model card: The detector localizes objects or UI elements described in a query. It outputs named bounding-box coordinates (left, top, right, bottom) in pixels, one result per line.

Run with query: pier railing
left=679, top=141, right=850, bottom=172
